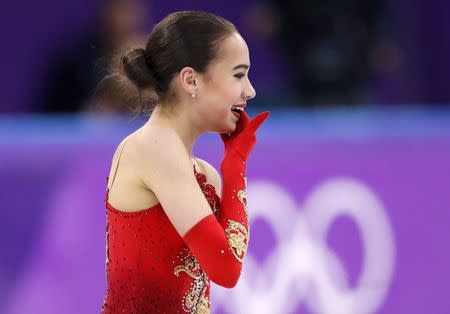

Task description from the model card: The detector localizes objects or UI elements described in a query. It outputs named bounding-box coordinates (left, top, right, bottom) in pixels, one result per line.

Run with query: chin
left=212, top=114, right=238, bottom=133
left=214, top=122, right=236, bottom=134
left=226, top=120, right=238, bottom=132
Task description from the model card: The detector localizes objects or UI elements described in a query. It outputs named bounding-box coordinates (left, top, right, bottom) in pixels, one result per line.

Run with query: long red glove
left=183, top=111, right=270, bottom=288
left=218, top=111, right=270, bottom=260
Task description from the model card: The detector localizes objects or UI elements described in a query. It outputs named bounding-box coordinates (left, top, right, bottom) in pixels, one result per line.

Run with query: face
left=196, top=32, right=256, bottom=133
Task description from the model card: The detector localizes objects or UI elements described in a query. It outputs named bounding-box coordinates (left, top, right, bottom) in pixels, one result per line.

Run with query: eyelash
left=234, top=73, right=245, bottom=79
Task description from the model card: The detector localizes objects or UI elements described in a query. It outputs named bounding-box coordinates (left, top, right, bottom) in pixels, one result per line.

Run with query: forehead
left=212, top=32, right=250, bottom=68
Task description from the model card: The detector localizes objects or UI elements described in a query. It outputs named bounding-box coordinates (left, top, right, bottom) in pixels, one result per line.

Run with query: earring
left=192, top=92, right=197, bottom=98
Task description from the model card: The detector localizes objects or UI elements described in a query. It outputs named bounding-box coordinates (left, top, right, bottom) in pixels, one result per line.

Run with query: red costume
left=101, top=111, right=269, bottom=313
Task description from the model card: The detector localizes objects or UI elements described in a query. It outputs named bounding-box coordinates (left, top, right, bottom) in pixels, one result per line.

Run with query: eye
left=234, top=73, right=245, bottom=79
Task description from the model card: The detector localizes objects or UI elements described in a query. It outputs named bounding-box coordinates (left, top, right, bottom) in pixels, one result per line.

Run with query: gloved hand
left=218, top=111, right=270, bottom=262
left=220, top=111, right=270, bottom=163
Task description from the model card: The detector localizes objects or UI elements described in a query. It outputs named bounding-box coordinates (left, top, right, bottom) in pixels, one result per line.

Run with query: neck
left=144, top=104, right=203, bottom=157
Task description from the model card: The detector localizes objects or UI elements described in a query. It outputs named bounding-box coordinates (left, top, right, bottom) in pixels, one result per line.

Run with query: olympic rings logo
left=212, top=177, right=395, bottom=314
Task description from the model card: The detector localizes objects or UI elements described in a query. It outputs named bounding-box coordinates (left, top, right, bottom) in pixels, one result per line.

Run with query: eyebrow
left=232, top=64, right=250, bottom=71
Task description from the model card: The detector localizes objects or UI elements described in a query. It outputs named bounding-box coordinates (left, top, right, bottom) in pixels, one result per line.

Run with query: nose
left=243, top=79, right=256, bottom=100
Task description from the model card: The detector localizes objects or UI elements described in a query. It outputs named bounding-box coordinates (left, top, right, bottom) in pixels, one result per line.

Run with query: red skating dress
left=101, top=166, right=220, bottom=314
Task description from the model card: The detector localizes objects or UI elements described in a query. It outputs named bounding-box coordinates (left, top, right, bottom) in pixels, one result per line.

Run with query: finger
left=238, top=111, right=250, bottom=129
left=233, top=122, right=243, bottom=138
left=247, top=111, right=270, bottom=134
left=230, top=112, right=248, bottom=138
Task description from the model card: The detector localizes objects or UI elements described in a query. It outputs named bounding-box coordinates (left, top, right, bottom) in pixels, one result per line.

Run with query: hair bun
left=121, top=48, right=155, bottom=89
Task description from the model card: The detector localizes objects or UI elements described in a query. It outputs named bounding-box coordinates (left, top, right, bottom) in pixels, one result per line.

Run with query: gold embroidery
left=174, top=257, right=211, bottom=313
left=225, top=220, right=249, bottom=262
left=174, top=257, right=202, bottom=279
left=185, top=285, right=198, bottom=309
left=237, top=177, right=248, bottom=216
left=237, top=190, right=247, bottom=216
left=196, top=294, right=211, bottom=314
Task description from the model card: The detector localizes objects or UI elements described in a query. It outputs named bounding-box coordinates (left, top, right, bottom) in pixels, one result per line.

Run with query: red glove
left=218, top=111, right=270, bottom=259
left=183, top=111, right=270, bottom=288
left=220, top=110, right=270, bottom=162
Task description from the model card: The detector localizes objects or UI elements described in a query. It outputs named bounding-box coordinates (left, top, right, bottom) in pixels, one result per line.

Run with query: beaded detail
left=170, top=167, right=219, bottom=313
left=194, top=170, right=220, bottom=215
left=237, top=177, right=248, bottom=217
left=225, top=220, right=249, bottom=263
left=174, top=257, right=211, bottom=313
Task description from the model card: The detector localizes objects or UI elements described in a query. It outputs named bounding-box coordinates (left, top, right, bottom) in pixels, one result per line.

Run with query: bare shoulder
left=135, top=126, right=189, bottom=189
left=196, top=157, right=222, bottom=195
left=131, top=125, right=216, bottom=236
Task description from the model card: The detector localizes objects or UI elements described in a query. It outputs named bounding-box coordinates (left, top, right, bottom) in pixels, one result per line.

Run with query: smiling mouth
left=231, top=107, right=244, bottom=114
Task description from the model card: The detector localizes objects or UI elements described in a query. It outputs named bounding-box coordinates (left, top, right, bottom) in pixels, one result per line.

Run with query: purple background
left=3, top=0, right=450, bottom=113
left=1, top=109, right=450, bottom=313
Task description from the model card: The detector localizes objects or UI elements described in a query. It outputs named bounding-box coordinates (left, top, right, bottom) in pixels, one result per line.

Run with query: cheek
left=208, top=77, right=241, bottom=101
left=199, top=98, right=235, bottom=133
left=209, top=102, right=231, bottom=123
left=199, top=80, right=241, bottom=130
left=226, top=83, right=242, bottom=101
left=201, top=93, right=227, bottom=114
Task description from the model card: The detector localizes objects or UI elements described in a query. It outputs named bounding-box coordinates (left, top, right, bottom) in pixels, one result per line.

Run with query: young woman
left=101, top=11, right=270, bottom=313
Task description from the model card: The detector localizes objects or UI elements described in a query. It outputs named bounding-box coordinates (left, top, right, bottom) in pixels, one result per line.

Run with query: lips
left=231, top=104, right=246, bottom=113
left=231, top=104, right=246, bottom=120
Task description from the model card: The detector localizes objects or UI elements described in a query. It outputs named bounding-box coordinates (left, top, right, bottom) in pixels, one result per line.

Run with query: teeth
left=232, top=107, right=244, bottom=111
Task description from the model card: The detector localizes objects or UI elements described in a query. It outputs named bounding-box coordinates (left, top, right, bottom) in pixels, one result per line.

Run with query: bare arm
left=138, top=128, right=214, bottom=237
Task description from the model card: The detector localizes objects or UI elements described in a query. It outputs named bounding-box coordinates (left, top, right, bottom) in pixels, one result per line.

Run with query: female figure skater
left=101, top=11, right=269, bottom=313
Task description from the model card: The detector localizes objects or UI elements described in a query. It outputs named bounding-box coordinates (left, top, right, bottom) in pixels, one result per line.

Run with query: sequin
left=174, top=257, right=211, bottom=313
left=194, top=170, right=220, bottom=214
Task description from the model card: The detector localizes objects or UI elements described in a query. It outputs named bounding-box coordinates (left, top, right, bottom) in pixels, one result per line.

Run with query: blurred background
left=1, top=0, right=450, bottom=313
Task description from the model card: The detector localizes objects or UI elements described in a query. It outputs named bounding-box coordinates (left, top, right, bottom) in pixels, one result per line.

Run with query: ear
left=178, top=67, right=198, bottom=95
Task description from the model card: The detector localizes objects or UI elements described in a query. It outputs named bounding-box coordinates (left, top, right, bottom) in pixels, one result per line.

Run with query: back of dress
left=101, top=141, right=220, bottom=314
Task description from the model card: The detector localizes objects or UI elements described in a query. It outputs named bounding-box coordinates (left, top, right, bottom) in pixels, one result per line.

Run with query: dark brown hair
left=95, top=11, right=237, bottom=115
